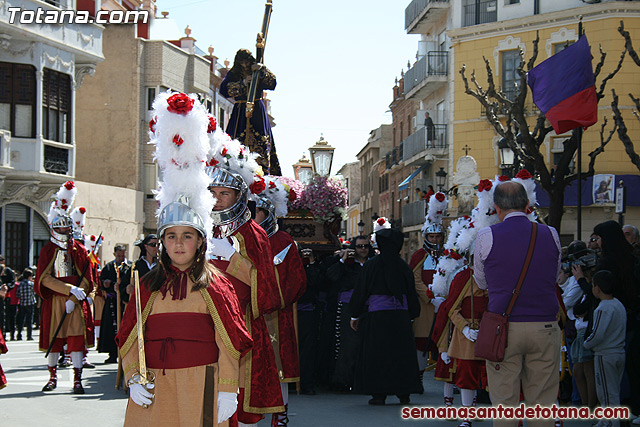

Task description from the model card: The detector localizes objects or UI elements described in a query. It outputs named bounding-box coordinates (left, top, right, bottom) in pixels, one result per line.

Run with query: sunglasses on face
left=146, top=242, right=158, bottom=247
left=355, top=244, right=371, bottom=249
left=590, top=237, right=599, bottom=242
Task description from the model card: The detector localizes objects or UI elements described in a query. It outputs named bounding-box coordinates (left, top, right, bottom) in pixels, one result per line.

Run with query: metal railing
left=463, top=0, right=497, bottom=27
left=402, top=124, right=448, bottom=161
left=44, top=145, right=69, bottom=175
left=402, top=199, right=427, bottom=227
left=405, top=0, right=450, bottom=30
left=404, top=51, right=448, bottom=94
left=386, top=143, right=404, bottom=169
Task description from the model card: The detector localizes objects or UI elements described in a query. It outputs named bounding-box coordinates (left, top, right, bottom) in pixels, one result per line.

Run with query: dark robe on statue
left=349, top=228, right=422, bottom=397
left=220, top=66, right=280, bottom=175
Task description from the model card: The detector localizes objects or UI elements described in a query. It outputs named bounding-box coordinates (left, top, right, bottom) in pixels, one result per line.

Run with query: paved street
left=1, top=330, right=597, bottom=426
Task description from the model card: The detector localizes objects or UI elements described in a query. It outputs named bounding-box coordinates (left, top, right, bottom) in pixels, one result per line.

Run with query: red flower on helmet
left=173, top=135, right=184, bottom=146
left=526, top=206, right=534, bottom=214
left=60, top=204, right=68, bottom=211
left=249, top=176, right=266, bottom=194
left=269, top=181, right=276, bottom=189
left=206, top=158, right=219, bottom=167
left=450, top=251, right=463, bottom=261
left=64, top=181, right=74, bottom=190
left=478, top=179, right=493, bottom=192
left=149, top=117, right=157, bottom=133
left=498, top=175, right=510, bottom=182
left=516, top=169, right=533, bottom=180
left=166, top=93, right=194, bottom=115
left=221, top=147, right=228, bottom=157
left=443, top=249, right=450, bottom=256
left=79, top=207, right=86, bottom=214
left=207, top=115, right=217, bottom=133
left=339, top=237, right=344, bottom=243
left=435, top=192, right=445, bottom=202
left=377, top=218, right=386, bottom=226
left=90, top=235, right=96, bottom=241
left=61, top=199, right=68, bottom=205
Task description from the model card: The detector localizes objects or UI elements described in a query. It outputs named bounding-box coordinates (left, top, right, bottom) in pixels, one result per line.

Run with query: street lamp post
left=292, top=154, right=313, bottom=184
left=498, top=137, right=515, bottom=178
left=309, top=134, right=335, bottom=177
left=435, top=167, right=448, bottom=191
left=358, top=220, right=365, bottom=235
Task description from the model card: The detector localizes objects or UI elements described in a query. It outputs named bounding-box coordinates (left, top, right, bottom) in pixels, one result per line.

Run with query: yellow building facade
left=448, top=2, right=640, bottom=237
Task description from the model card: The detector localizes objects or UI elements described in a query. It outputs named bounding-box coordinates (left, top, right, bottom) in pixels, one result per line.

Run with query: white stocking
left=443, top=382, right=454, bottom=399
left=416, top=349, right=428, bottom=371
left=461, top=388, right=475, bottom=407
left=94, top=325, right=100, bottom=340
left=47, top=353, right=58, bottom=367
left=238, top=423, right=257, bottom=427
left=71, top=351, right=83, bottom=369
left=280, top=383, right=289, bottom=406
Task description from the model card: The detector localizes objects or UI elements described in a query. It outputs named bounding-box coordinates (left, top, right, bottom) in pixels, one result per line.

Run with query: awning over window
left=398, top=164, right=427, bottom=192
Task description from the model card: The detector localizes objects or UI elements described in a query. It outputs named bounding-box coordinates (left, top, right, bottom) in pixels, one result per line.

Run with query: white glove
left=86, top=296, right=93, bottom=306
left=65, top=300, right=76, bottom=314
left=440, top=352, right=451, bottom=364
left=217, top=391, right=238, bottom=423
left=209, top=237, right=236, bottom=261
left=431, top=297, right=446, bottom=313
left=462, top=326, right=479, bottom=342
left=129, top=382, right=155, bottom=407
left=69, top=286, right=86, bottom=301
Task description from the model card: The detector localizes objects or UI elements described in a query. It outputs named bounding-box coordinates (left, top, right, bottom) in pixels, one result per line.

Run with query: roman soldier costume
left=35, top=181, right=95, bottom=394
left=117, top=91, right=252, bottom=426
left=206, top=130, right=284, bottom=426
left=256, top=178, right=307, bottom=426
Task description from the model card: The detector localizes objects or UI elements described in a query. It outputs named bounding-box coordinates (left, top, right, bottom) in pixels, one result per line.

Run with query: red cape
left=432, top=267, right=472, bottom=348
left=115, top=273, right=252, bottom=362
left=270, top=230, right=306, bottom=380
left=0, top=327, right=6, bottom=354
left=409, top=248, right=428, bottom=270
left=35, top=241, right=95, bottom=352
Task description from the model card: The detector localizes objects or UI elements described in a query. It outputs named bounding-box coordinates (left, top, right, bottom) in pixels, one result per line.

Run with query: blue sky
left=154, top=0, right=418, bottom=177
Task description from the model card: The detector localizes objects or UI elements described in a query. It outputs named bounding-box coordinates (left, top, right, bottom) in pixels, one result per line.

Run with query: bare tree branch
left=619, top=20, right=640, bottom=66
left=611, top=89, right=640, bottom=172
left=593, top=44, right=606, bottom=80
left=630, top=93, right=640, bottom=112
left=597, top=47, right=626, bottom=101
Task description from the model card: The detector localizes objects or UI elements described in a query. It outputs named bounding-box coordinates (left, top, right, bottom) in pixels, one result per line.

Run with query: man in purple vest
left=474, top=181, right=561, bottom=427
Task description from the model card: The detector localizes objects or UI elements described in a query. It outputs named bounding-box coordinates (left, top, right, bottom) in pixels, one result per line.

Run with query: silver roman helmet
left=206, top=166, right=251, bottom=237
left=157, top=200, right=206, bottom=238
left=255, top=196, right=277, bottom=237
left=50, top=214, right=73, bottom=247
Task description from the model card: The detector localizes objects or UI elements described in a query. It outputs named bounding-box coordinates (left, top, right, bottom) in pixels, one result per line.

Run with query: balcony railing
left=463, top=0, right=497, bottom=27
left=402, top=124, right=448, bottom=162
left=402, top=199, right=427, bottom=228
left=386, top=142, right=404, bottom=169
left=404, top=51, right=448, bottom=94
left=405, top=0, right=450, bottom=31
left=44, top=145, right=69, bottom=175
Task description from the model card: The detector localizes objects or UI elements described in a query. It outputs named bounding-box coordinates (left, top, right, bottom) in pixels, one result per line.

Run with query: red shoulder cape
left=431, top=267, right=472, bottom=347
left=410, top=248, right=428, bottom=270
left=271, top=230, right=306, bottom=308
left=35, top=241, right=94, bottom=300
left=115, top=274, right=252, bottom=360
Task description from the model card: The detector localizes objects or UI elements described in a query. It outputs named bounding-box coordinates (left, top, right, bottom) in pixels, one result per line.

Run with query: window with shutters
left=0, top=62, right=36, bottom=138
left=42, top=68, right=72, bottom=143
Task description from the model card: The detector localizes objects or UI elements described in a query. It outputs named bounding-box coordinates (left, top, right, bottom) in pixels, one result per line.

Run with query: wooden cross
left=463, top=145, right=471, bottom=155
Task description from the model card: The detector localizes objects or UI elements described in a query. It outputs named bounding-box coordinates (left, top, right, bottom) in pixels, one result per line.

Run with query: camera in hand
left=561, top=248, right=598, bottom=274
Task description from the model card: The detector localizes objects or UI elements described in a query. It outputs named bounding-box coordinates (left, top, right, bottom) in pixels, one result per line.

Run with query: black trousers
left=5, top=303, right=17, bottom=337
left=16, top=304, right=34, bottom=339
left=298, top=309, right=320, bottom=391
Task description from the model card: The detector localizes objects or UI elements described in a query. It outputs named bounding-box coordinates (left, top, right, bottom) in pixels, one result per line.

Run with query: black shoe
left=368, top=396, right=386, bottom=406
left=16, top=335, right=22, bottom=341
left=104, top=356, right=117, bottom=364
left=27, top=337, right=34, bottom=341
left=397, top=394, right=410, bottom=405
left=83, top=361, right=95, bottom=369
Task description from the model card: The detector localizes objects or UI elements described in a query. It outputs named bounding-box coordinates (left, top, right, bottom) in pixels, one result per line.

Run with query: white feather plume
left=259, top=176, right=289, bottom=218
left=151, top=91, right=214, bottom=240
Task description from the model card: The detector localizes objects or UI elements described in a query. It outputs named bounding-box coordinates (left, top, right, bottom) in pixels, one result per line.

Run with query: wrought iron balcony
left=402, top=199, right=427, bottom=227
left=405, top=0, right=450, bottom=34
left=402, top=124, right=448, bottom=163
left=44, top=144, right=69, bottom=175
left=463, top=0, right=498, bottom=27
left=404, top=51, right=448, bottom=97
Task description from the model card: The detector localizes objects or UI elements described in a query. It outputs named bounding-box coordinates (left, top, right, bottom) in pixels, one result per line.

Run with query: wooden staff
left=115, top=263, right=124, bottom=390
left=292, top=301, right=300, bottom=395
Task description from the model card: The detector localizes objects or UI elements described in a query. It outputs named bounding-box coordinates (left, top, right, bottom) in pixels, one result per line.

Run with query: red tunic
left=211, top=220, right=284, bottom=419
left=35, top=241, right=95, bottom=353
left=269, top=230, right=306, bottom=382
